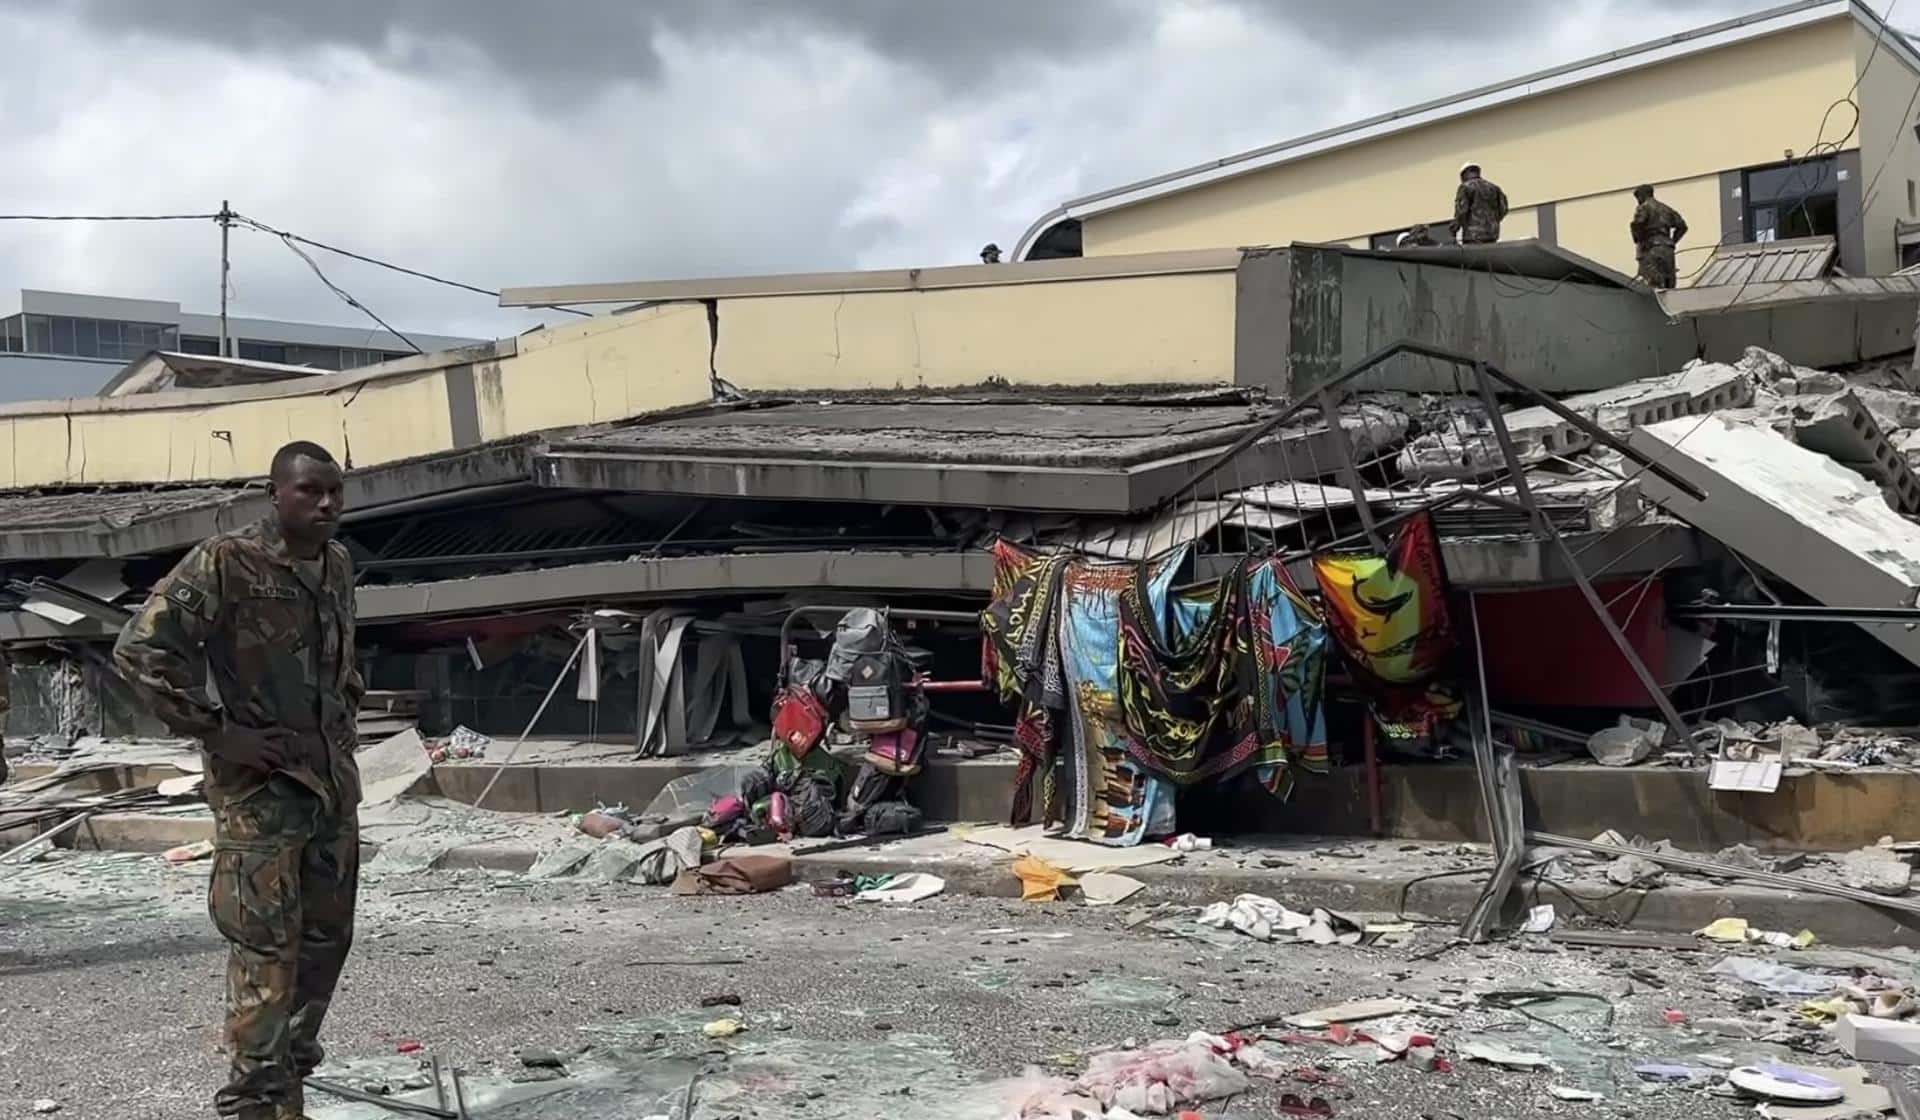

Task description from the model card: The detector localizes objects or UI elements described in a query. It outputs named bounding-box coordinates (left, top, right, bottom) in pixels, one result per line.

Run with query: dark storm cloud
left=2, top=0, right=1151, bottom=95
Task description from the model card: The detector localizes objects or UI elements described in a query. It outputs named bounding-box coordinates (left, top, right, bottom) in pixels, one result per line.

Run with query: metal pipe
left=0, top=810, right=94, bottom=865
left=450, top=1068, right=471, bottom=1120
left=472, top=628, right=590, bottom=811
left=1528, top=831, right=1920, bottom=917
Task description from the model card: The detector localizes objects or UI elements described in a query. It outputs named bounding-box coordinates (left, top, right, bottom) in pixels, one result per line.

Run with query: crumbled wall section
left=1633, top=414, right=1920, bottom=669
left=1792, top=390, right=1920, bottom=516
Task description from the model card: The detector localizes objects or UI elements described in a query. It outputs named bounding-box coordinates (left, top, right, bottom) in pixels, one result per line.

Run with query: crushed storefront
left=9, top=240, right=1920, bottom=910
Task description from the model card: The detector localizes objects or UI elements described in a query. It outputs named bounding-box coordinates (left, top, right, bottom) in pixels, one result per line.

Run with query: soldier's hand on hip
left=205, top=725, right=296, bottom=774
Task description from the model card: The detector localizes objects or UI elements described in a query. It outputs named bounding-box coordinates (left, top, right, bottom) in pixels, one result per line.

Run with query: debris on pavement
left=161, top=839, right=213, bottom=864
left=1079, top=871, right=1147, bottom=906
left=853, top=871, right=945, bottom=903
left=1282, top=999, right=1417, bottom=1030
left=1839, top=1013, right=1920, bottom=1064
left=1458, top=1040, right=1550, bottom=1070
left=1014, top=854, right=1077, bottom=902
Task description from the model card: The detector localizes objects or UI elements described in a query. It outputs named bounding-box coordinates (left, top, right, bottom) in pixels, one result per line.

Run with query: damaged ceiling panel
left=532, top=398, right=1395, bottom=513
left=1692, top=236, right=1837, bottom=289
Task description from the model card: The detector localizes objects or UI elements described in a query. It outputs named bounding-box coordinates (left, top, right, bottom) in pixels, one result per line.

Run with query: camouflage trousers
left=1637, top=245, right=1677, bottom=289
left=209, top=775, right=359, bottom=1120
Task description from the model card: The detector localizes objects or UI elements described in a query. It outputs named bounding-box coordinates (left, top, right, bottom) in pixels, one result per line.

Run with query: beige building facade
left=1016, top=0, right=1920, bottom=280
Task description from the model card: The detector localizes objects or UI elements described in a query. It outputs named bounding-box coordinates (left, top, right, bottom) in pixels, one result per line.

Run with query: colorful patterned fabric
left=1059, top=552, right=1179, bottom=846
left=1115, top=554, right=1330, bottom=799
left=982, top=536, right=1337, bottom=843
left=1311, top=513, right=1461, bottom=750
left=982, top=540, right=1069, bottom=824
left=1239, top=557, right=1330, bottom=797
left=1115, top=558, right=1243, bottom=785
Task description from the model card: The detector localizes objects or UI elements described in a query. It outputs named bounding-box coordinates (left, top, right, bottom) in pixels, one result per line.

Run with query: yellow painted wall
left=1855, top=23, right=1920, bottom=273
left=1082, top=17, right=1855, bottom=257
left=1555, top=174, right=1724, bottom=277
left=715, top=270, right=1238, bottom=391
left=472, top=302, right=713, bottom=442
left=0, top=372, right=456, bottom=488
left=0, top=302, right=714, bottom=487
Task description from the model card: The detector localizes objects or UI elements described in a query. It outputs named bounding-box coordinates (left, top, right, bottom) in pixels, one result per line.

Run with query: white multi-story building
left=0, top=289, right=483, bottom=403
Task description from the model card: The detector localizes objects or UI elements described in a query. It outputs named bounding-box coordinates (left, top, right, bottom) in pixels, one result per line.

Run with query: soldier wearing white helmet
left=1451, top=161, right=1509, bottom=245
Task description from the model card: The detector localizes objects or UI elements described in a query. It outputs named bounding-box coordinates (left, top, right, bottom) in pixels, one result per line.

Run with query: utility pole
left=217, top=200, right=232, bottom=358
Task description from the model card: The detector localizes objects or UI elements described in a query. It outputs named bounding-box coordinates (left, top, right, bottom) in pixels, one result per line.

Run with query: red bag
left=772, top=685, right=828, bottom=757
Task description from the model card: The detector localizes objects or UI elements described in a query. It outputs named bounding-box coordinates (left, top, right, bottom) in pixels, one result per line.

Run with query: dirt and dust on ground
left=8, top=848, right=1920, bottom=1119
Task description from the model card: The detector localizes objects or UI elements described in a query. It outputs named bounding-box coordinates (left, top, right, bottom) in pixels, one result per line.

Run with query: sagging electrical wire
left=232, top=212, right=592, bottom=318
left=259, top=228, right=424, bottom=354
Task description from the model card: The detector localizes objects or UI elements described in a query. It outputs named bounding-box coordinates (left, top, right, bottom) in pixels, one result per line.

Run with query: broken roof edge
left=497, top=247, right=1242, bottom=308
left=1305, top=239, right=1643, bottom=289
left=1657, top=273, right=1920, bottom=316
left=726, top=382, right=1260, bottom=408
left=97, top=350, right=342, bottom=398
left=0, top=338, right=515, bottom=418
left=1014, top=0, right=1876, bottom=257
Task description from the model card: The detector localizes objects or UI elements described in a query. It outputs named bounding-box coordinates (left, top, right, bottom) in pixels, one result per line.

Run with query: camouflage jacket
left=1630, top=199, right=1688, bottom=251
left=1453, top=178, right=1509, bottom=243
left=114, top=517, right=364, bottom=811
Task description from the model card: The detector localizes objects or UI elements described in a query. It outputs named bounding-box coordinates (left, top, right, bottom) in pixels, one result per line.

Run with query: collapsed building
left=4, top=238, right=1920, bottom=852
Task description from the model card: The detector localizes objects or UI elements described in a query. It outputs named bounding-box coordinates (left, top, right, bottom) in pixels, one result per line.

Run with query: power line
left=231, top=212, right=592, bottom=317
left=258, top=227, right=424, bottom=355
left=0, top=212, right=218, bottom=222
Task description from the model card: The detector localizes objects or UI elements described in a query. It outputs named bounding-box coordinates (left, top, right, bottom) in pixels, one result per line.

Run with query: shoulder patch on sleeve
left=167, top=583, right=210, bottom=615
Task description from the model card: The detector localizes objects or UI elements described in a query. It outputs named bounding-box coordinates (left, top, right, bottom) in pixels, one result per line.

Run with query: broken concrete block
left=1397, top=362, right=1754, bottom=483
left=1791, top=391, right=1920, bottom=515
left=1608, top=854, right=1666, bottom=887
left=1838, top=1014, right=1920, bottom=1064
left=1737, top=347, right=1798, bottom=385
left=1767, top=719, right=1822, bottom=760
left=1839, top=847, right=1913, bottom=896
left=1631, top=415, right=1920, bottom=671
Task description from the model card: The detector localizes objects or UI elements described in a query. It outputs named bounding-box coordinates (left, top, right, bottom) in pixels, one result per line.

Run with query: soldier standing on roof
left=1630, top=183, right=1688, bottom=289
left=1451, top=161, right=1508, bottom=244
left=115, top=440, right=362, bottom=1120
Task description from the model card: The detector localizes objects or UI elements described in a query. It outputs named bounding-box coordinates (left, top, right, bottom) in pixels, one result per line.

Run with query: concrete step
left=40, top=808, right=1920, bottom=949
left=23, top=751, right=1920, bottom=852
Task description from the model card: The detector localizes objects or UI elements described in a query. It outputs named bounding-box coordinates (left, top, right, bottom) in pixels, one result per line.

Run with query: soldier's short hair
left=270, top=440, right=338, bottom=482
left=1634, top=184, right=1654, bottom=199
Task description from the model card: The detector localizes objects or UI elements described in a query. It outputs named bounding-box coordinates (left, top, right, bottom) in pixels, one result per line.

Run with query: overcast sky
left=0, top=0, right=1802, bottom=341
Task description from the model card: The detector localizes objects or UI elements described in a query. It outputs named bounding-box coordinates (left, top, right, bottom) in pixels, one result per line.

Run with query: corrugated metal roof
left=1657, top=273, right=1920, bottom=316
left=1693, top=236, right=1837, bottom=288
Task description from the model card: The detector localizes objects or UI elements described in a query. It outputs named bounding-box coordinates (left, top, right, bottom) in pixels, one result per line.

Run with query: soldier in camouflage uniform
left=1451, top=161, right=1509, bottom=244
left=115, top=440, right=362, bottom=1120
left=1630, top=184, right=1689, bottom=289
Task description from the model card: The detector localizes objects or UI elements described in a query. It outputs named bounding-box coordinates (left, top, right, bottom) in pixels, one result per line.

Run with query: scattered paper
left=702, top=1018, right=744, bottom=1039
left=1709, top=758, right=1783, bottom=793
left=1521, top=904, right=1556, bottom=934
left=856, top=872, right=945, bottom=904
left=1080, top=872, right=1147, bottom=907
left=1709, top=957, right=1833, bottom=996
left=1013, top=854, right=1077, bottom=902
